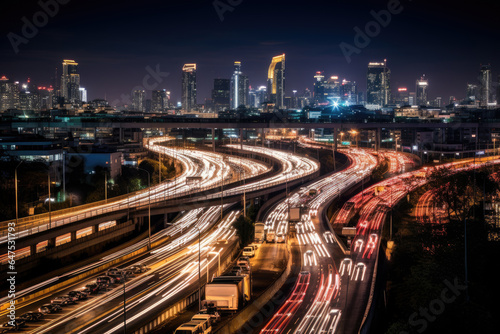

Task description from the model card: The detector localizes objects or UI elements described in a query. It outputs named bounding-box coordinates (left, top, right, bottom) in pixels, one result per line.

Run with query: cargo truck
left=254, top=223, right=265, bottom=243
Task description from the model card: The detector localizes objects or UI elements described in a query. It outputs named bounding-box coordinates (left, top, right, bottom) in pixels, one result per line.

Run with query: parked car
left=38, top=303, right=62, bottom=314
left=19, top=311, right=44, bottom=322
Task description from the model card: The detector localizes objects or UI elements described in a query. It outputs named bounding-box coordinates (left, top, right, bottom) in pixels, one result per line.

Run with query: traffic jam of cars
left=1, top=264, right=149, bottom=332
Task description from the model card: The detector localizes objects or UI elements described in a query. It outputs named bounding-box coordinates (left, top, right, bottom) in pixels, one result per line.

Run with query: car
left=242, top=246, right=255, bottom=257
left=216, top=239, right=228, bottom=245
left=38, top=303, right=62, bottom=314
left=96, top=275, right=115, bottom=285
left=19, top=311, right=44, bottom=322
left=1, top=318, right=26, bottom=331
left=276, top=233, right=285, bottom=243
left=51, top=295, right=74, bottom=306
left=75, top=287, right=91, bottom=296
left=107, top=272, right=125, bottom=283
left=369, top=233, right=378, bottom=243
left=236, top=261, right=250, bottom=271
left=106, top=267, right=121, bottom=275
left=68, top=290, right=88, bottom=300
left=84, top=282, right=100, bottom=294
left=232, top=265, right=247, bottom=273
left=127, top=264, right=148, bottom=274
left=230, top=268, right=242, bottom=276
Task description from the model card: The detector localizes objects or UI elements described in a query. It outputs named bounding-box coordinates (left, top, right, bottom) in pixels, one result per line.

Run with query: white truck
left=254, top=223, right=265, bottom=243
left=204, top=284, right=241, bottom=312
left=266, top=230, right=276, bottom=243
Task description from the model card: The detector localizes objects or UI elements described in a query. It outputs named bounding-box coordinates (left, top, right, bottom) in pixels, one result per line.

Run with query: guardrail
left=1, top=158, right=316, bottom=243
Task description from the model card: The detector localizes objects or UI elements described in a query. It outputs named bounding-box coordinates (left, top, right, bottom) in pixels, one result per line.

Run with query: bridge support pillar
left=93, top=224, right=100, bottom=234
left=376, top=127, right=381, bottom=151
left=71, top=230, right=77, bottom=241
left=30, top=244, right=37, bottom=256
left=119, top=127, right=124, bottom=143
left=261, top=128, right=264, bottom=147
left=212, top=128, right=216, bottom=152
left=334, top=128, right=338, bottom=151
left=240, top=128, right=243, bottom=150
left=47, top=238, right=56, bottom=249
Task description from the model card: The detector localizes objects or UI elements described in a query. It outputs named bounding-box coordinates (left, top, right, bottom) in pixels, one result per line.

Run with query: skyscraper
left=466, top=84, right=479, bottom=103
left=267, top=54, right=285, bottom=109
left=152, top=90, right=170, bottom=112
left=182, top=64, right=197, bottom=112
left=480, top=64, right=492, bottom=106
left=79, top=87, right=87, bottom=103
left=230, top=62, right=249, bottom=109
left=60, top=59, right=80, bottom=104
left=132, top=90, right=145, bottom=112
left=366, top=60, right=391, bottom=107
left=212, top=79, right=230, bottom=112
left=416, top=75, right=429, bottom=106
left=341, top=79, right=357, bottom=105
left=395, top=87, right=410, bottom=106
left=0, top=76, right=20, bottom=111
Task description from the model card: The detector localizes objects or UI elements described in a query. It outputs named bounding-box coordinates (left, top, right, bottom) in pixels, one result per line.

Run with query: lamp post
left=137, top=167, right=151, bottom=250
left=196, top=227, right=202, bottom=310
left=350, top=130, right=358, bottom=148
left=121, top=271, right=127, bottom=334
left=15, top=161, right=23, bottom=226
left=340, top=132, right=345, bottom=147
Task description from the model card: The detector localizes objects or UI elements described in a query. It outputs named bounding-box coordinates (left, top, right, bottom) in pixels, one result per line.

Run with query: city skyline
left=1, top=0, right=499, bottom=104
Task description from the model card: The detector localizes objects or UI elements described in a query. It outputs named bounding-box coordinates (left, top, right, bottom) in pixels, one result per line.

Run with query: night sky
left=1, top=0, right=499, bottom=105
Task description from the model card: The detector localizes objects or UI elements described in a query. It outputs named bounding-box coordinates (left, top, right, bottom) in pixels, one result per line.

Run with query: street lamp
left=350, top=130, right=359, bottom=148
left=121, top=271, right=127, bottom=334
left=340, top=132, right=345, bottom=146
left=137, top=167, right=152, bottom=250
left=15, top=161, right=23, bottom=226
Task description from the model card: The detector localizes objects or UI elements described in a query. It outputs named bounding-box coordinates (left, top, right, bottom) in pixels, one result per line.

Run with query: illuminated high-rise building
left=212, top=79, right=230, bottom=112
left=60, top=59, right=80, bottom=104
left=182, top=63, right=197, bottom=112
left=230, top=61, right=249, bottom=109
left=480, top=64, right=492, bottom=106
left=394, top=87, right=410, bottom=106
left=366, top=60, right=391, bottom=106
left=267, top=54, right=285, bottom=109
left=466, top=84, right=479, bottom=103
left=416, top=75, right=429, bottom=106
left=79, top=87, right=87, bottom=103
left=152, top=90, right=170, bottom=112
left=132, top=90, right=145, bottom=112
left=0, top=76, right=20, bottom=111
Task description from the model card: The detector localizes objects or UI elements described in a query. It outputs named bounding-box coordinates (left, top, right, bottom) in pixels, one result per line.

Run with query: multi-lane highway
left=2, top=143, right=322, bottom=333
left=260, top=148, right=379, bottom=334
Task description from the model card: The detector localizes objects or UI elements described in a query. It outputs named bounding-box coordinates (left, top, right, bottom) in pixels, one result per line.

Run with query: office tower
left=38, top=86, right=54, bottom=110
left=249, top=85, right=267, bottom=108
left=182, top=63, right=197, bottom=112
left=313, top=71, right=325, bottom=104
left=416, top=75, right=429, bottom=106
left=132, top=90, right=145, bottom=112
left=497, top=75, right=500, bottom=104
left=230, top=62, right=249, bottom=109
left=366, top=60, right=391, bottom=106
left=434, top=97, right=442, bottom=108
left=152, top=89, right=170, bottom=112
left=267, top=54, right=285, bottom=109
left=466, top=84, right=479, bottom=103
left=0, top=76, right=20, bottom=111
left=79, top=87, right=87, bottom=103
left=395, top=87, right=410, bottom=106
left=341, top=79, right=357, bottom=105
left=480, top=64, right=492, bottom=106
left=60, top=59, right=80, bottom=104
left=212, top=79, right=230, bottom=112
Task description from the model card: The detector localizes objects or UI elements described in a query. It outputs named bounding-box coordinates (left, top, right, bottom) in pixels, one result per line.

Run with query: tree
left=233, top=215, right=254, bottom=246
left=429, top=166, right=499, bottom=224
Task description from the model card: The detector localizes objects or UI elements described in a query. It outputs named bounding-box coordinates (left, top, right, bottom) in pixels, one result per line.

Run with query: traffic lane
left=251, top=242, right=287, bottom=296
left=63, top=239, right=239, bottom=334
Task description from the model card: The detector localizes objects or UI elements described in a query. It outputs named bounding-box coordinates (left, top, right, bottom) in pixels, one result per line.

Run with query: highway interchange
left=3, top=136, right=498, bottom=334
